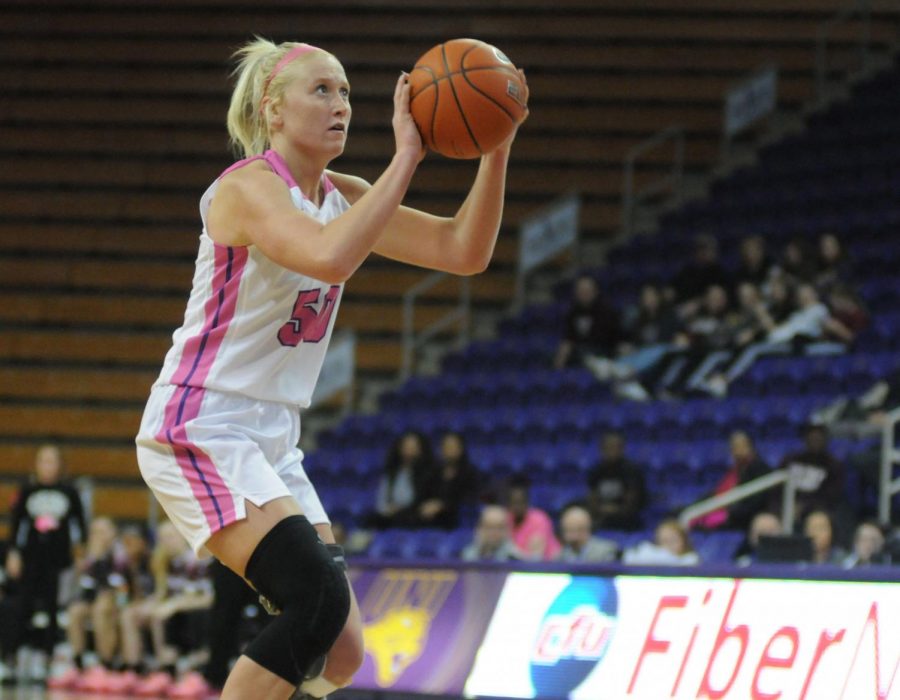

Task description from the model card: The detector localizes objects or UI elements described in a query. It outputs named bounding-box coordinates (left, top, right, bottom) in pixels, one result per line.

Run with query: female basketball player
left=136, top=38, right=527, bottom=700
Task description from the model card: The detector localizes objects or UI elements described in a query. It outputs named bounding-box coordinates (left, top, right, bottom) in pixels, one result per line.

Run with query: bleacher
left=315, top=49, right=900, bottom=561
left=2, top=0, right=899, bottom=533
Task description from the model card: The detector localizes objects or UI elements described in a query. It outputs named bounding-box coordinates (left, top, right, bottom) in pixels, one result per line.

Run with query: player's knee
left=325, top=624, right=365, bottom=685
left=245, top=515, right=351, bottom=681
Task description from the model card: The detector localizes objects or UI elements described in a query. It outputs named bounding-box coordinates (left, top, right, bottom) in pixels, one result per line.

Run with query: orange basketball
left=409, top=38, right=527, bottom=159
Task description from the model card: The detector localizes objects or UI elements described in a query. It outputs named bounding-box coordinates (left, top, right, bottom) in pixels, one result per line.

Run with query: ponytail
left=226, top=37, right=328, bottom=158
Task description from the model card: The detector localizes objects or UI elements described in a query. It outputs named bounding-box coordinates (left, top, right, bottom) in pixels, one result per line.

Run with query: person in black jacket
left=5, top=444, right=86, bottom=681
left=413, top=432, right=479, bottom=530
left=586, top=432, right=647, bottom=531
left=554, top=274, right=622, bottom=370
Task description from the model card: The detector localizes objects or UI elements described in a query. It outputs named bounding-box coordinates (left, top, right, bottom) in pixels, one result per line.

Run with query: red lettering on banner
left=628, top=596, right=687, bottom=694
left=697, top=581, right=748, bottom=699
left=534, top=612, right=610, bottom=663
left=672, top=589, right=713, bottom=697
left=839, top=603, right=899, bottom=700
left=798, top=628, right=845, bottom=700
left=750, top=626, right=799, bottom=700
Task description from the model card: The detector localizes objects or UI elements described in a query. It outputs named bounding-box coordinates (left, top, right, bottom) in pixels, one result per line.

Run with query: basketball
left=409, top=38, right=527, bottom=159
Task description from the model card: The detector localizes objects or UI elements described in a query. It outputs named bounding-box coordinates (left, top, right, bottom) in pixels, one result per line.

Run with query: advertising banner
left=350, top=566, right=507, bottom=695
left=465, top=573, right=900, bottom=700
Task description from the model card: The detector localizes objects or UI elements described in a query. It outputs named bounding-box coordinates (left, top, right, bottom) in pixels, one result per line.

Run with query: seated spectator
left=367, top=431, right=433, bottom=530
left=638, top=284, right=736, bottom=397
left=803, top=509, right=847, bottom=565
left=735, top=235, right=774, bottom=288
left=413, top=432, right=479, bottom=530
left=116, top=521, right=213, bottom=696
left=671, top=234, right=729, bottom=314
left=776, top=424, right=846, bottom=526
left=586, top=432, right=646, bottom=530
left=823, top=283, right=868, bottom=345
left=506, top=476, right=561, bottom=560
left=815, top=232, right=852, bottom=294
left=768, top=283, right=831, bottom=345
left=734, top=512, right=783, bottom=566
left=554, top=274, right=622, bottom=370
left=461, top=506, right=522, bottom=562
left=556, top=504, right=618, bottom=563
left=775, top=237, right=816, bottom=285
left=815, top=367, right=900, bottom=438
left=690, top=431, right=771, bottom=531
left=843, top=520, right=888, bottom=568
left=48, top=517, right=123, bottom=691
left=623, top=518, right=700, bottom=566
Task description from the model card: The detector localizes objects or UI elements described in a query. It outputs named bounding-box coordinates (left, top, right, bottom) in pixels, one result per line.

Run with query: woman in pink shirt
left=506, top=477, right=561, bottom=560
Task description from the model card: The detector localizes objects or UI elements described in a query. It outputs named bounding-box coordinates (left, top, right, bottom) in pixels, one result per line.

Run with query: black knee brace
left=243, top=515, right=351, bottom=684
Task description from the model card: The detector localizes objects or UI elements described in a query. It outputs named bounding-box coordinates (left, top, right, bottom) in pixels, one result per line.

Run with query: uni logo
left=361, top=569, right=457, bottom=687
left=530, top=577, right=618, bottom=698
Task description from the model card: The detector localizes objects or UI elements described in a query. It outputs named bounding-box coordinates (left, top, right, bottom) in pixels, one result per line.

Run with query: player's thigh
left=205, top=496, right=303, bottom=579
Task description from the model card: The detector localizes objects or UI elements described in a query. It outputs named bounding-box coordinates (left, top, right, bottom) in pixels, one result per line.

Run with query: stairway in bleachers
left=1, top=0, right=899, bottom=529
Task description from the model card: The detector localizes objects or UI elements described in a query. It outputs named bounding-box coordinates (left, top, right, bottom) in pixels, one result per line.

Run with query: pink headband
left=261, top=43, right=320, bottom=107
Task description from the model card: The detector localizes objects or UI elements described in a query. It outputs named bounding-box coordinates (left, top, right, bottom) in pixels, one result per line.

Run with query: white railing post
left=878, top=406, right=900, bottom=524
left=621, top=126, right=685, bottom=237
left=679, top=469, right=791, bottom=530
left=401, top=272, right=470, bottom=380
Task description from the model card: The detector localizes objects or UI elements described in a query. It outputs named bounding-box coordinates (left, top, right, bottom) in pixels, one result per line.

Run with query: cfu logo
left=530, top=577, right=618, bottom=698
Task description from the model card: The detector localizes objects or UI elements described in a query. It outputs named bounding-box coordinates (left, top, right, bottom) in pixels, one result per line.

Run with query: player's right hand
left=392, top=72, right=426, bottom=163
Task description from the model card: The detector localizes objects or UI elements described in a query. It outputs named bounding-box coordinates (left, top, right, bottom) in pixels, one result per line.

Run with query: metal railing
left=878, top=406, right=900, bottom=524
left=400, top=271, right=470, bottom=380
left=815, top=0, right=873, bottom=101
left=679, top=468, right=799, bottom=534
left=621, top=125, right=685, bottom=237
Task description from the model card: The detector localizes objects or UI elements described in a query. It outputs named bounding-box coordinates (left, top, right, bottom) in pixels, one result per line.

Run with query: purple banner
left=348, top=565, right=507, bottom=694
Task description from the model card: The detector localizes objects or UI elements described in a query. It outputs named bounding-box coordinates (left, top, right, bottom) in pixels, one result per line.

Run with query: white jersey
left=155, top=149, right=350, bottom=408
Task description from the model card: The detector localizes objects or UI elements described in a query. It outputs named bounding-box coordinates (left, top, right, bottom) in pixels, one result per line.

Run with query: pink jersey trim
left=262, top=149, right=300, bottom=190
left=157, top=244, right=248, bottom=533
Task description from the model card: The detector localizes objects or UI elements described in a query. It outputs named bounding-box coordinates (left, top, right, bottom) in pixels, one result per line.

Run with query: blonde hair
left=226, top=37, right=328, bottom=158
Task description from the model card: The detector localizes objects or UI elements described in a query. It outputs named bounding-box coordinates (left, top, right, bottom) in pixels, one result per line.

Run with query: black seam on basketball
left=441, top=43, right=481, bottom=155
left=460, top=66, right=518, bottom=121
left=409, top=64, right=440, bottom=147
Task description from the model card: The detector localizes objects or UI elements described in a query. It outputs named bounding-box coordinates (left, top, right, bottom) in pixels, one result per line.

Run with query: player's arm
left=333, top=72, right=529, bottom=276
left=208, top=74, right=423, bottom=284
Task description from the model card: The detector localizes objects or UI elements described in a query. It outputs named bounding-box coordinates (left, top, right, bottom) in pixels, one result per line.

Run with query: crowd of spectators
left=0, top=445, right=255, bottom=697
left=556, top=232, right=869, bottom=400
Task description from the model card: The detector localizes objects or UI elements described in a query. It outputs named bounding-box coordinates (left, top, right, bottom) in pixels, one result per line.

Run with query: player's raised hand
left=392, top=71, right=426, bottom=162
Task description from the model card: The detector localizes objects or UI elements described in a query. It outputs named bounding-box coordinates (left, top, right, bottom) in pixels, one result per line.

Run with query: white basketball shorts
left=136, top=384, right=328, bottom=554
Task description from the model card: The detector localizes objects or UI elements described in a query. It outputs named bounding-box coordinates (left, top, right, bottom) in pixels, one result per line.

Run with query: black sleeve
left=67, top=483, right=88, bottom=545
left=8, top=483, right=28, bottom=551
left=728, top=459, right=771, bottom=529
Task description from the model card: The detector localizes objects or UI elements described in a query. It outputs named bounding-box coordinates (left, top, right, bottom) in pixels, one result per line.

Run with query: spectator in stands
left=776, top=237, right=816, bottom=285
left=803, top=509, right=847, bottom=565
left=734, top=511, right=783, bottom=566
left=844, top=520, right=887, bottom=567
left=117, top=521, right=213, bottom=696
left=368, top=431, right=433, bottom=530
left=815, top=232, right=852, bottom=294
left=5, top=444, right=86, bottom=683
left=461, top=505, right=521, bottom=562
left=119, top=525, right=154, bottom=605
left=639, top=283, right=736, bottom=397
left=735, top=235, right=774, bottom=288
left=768, top=283, right=832, bottom=345
left=554, top=273, right=623, bottom=371
left=690, top=431, right=771, bottom=531
left=586, top=432, right=646, bottom=531
left=823, top=283, right=868, bottom=345
left=671, top=234, right=729, bottom=313
left=505, top=476, right=561, bottom=560
left=777, top=424, right=846, bottom=525
left=48, top=517, right=124, bottom=691
left=556, top=504, right=618, bottom=563
left=414, top=432, right=479, bottom=530
left=623, top=518, right=699, bottom=566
